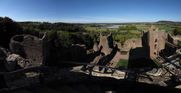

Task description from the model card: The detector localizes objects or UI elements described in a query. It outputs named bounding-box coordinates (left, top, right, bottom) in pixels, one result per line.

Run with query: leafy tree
left=173, top=28, right=181, bottom=35
left=0, top=17, right=22, bottom=48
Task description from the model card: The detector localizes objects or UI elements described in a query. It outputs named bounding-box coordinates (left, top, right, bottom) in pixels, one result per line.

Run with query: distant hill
left=156, top=20, right=181, bottom=24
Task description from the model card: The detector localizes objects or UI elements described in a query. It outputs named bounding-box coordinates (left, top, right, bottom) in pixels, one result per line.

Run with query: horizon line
left=1, top=16, right=181, bottom=24
left=16, top=20, right=181, bottom=24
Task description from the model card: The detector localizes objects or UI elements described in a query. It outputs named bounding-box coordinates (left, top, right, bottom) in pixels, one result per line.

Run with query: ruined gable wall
left=98, top=34, right=113, bottom=55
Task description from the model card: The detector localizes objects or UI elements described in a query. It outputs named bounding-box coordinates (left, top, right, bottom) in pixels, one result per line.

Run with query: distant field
left=83, top=22, right=181, bottom=44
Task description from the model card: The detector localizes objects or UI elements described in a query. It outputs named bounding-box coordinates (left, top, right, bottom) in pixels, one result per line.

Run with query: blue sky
left=0, top=0, right=181, bottom=23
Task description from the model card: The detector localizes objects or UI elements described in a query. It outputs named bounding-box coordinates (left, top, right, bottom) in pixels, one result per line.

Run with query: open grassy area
left=116, top=59, right=128, bottom=69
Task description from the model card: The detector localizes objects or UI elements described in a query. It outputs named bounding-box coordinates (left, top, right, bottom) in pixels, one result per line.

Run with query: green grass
left=116, top=59, right=128, bottom=69
left=152, top=59, right=161, bottom=67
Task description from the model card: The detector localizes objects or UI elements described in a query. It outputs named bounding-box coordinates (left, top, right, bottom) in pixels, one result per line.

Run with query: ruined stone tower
left=9, top=34, right=47, bottom=67
left=147, top=26, right=167, bottom=59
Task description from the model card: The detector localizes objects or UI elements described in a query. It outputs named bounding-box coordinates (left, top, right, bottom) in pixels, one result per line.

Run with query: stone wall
left=122, top=38, right=142, bottom=51
left=144, top=26, right=168, bottom=59
left=9, top=34, right=45, bottom=67
left=98, top=33, right=113, bottom=55
left=89, top=33, right=122, bottom=70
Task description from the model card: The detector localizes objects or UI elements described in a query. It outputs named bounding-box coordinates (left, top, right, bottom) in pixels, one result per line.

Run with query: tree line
left=0, top=17, right=22, bottom=48
left=19, top=22, right=85, bottom=32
